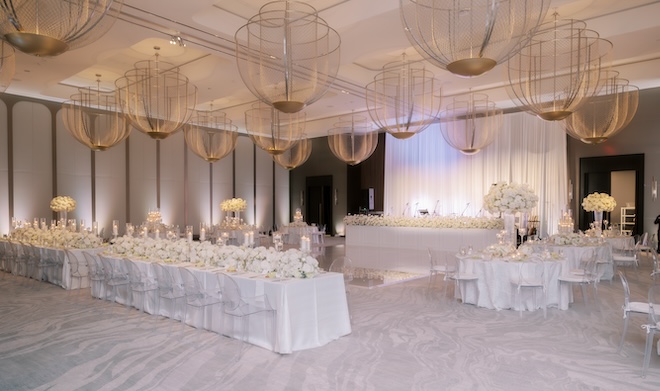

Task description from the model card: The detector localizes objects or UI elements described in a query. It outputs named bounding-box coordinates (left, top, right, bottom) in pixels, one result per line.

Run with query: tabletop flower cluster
left=581, top=192, right=616, bottom=212
left=10, top=227, right=103, bottom=249
left=50, top=196, right=77, bottom=212
left=343, top=215, right=503, bottom=230
left=221, top=198, right=247, bottom=212
left=483, top=182, right=538, bottom=214
left=107, top=236, right=319, bottom=278
left=548, top=232, right=588, bottom=246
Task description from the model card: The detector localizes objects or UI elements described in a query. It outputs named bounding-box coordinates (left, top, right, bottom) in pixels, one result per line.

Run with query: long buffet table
left=345, top=225, right=500, bottom=274
left=96, top=255, right=351, bottom=354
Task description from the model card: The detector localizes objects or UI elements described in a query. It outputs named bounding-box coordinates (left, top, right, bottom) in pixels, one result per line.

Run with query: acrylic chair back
left=220, top=273, right=242, bottom=312
left=329, top=256, right=354, bottom=283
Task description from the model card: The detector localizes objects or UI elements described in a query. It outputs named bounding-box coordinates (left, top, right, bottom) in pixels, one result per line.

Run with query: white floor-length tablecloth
left=97, top=256, right=352, bottom=354
left=458, top=256, right=570, bottom=311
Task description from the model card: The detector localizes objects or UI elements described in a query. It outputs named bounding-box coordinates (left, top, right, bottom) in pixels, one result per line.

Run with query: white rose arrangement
left=221, top=198, right=247, bottom=212
left=50, top=196, right=77, bottom=212
left=343, top=215, right=503, bottom=230
left=581, top=192, right=616, bottom=212
left=106, top=236, right=320, bottom=278
left=548, top=232, right=587, bottom=246
left=483, top=182, right=538, bottom=214
left=11, top=227, right=102, bottom=249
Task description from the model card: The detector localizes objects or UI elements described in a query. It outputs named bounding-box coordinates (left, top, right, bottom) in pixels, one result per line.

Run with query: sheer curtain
left=384, top=112, right=567, bottom=237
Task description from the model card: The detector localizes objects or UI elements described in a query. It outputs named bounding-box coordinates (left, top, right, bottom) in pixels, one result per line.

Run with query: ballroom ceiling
left=4, top=0, right=660, bottom=138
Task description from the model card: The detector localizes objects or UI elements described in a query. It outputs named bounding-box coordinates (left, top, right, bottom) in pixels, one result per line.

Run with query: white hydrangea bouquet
left=483, top=182, right=538, bottom=214
left=50, top=196, right=76, bottom=212
left=221, top=198, right=247, bottom=212
left=581, top=192, right=616, bottom=212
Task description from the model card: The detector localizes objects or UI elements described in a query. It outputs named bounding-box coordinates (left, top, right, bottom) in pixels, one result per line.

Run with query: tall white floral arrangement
left=50, top=196, right=76, bottom=212
left=221, top=198, right=247, bottom=212
left=581, top=192, right=616, bottom=212
left=483, top=182, right=538, bottom=214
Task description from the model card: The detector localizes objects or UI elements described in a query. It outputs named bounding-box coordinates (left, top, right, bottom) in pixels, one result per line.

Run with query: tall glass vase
left=593, top=210, right=603, bottom=236
left=59, top=210, right=67, bottom=229
left=503, top=213, right=516, bottom=246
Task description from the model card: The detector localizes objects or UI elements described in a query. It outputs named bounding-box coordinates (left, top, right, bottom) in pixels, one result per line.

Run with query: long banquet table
left=346, top=225, right=499, bottom=274
left=98, top=255, right=352, bottom=354
left=457, top=255, right=572, bottom=311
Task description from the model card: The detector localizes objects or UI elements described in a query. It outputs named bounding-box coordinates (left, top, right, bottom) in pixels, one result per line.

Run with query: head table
left=97, top=254, right=351, bottom=354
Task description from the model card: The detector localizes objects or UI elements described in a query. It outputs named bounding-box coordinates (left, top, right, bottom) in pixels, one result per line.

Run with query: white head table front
left=97, top=255, right=351, bottom=354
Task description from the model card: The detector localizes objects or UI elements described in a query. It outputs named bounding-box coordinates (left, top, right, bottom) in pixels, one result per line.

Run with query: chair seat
left=431, top=265, right=455, bottom=273
left=627, top=301, right=652, bottom=314
left=613, top=255, right=636, bottom=262
left=558, top=275, right=592, bottom=283
left=514, top=278, right=544, bottom=288
left=451, top=273, right=479, bottom=281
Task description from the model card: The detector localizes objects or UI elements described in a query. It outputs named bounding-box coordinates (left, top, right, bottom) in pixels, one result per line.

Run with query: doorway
left=306, top=175, right=333, bottom=235
left=579, top=154, right=644, bottom=234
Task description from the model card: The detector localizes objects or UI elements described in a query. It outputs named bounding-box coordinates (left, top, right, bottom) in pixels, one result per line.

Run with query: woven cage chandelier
left=0, top=41, right=15, bottom=92
left=365, top=56, right=442, bottom=140
left=506, top=17, right=613, bottom=121
left=0, top=0, right=124, bottom=57
left=440, top=93, right=503, bottom=155
left=184, top=110, right=238, bottom=163
left=273, top=137, right=312, bottom=170
left=400, top=0, right=550, bottom=77
left=235, top=1, right=341, bottom=114
left=327, top=115, right=378, bottom=165
left=116, top=52, right=197, bottom=140
left=61, top=76, right=131, bottom=151
left=563, top=71, right=639, bottom=144
left=245, top=102, right=305, bottom=155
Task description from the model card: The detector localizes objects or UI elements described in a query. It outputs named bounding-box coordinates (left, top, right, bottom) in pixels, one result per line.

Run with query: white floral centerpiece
left=483, top=182, right=538, bottom=214
left=221, top=198, right=247, bottom=212
left=343, top=215, right=503, bottom=230
left=548, top=232, right=587, bottom=246
left=581, top=192, right=616, bottom=212
left=11, top=227, right=103, bottom=249
left=50, top=196, right=76, bottom=212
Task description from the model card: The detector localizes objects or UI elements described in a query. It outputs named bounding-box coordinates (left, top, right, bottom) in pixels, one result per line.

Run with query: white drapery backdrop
left=384, top=112, right=568, bottom=238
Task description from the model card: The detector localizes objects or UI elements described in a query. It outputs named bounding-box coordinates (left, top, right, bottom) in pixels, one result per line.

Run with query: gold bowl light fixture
left=327, top=114, right=378, bottom=165
left=365, top=55, right=442, bottom=140
left=61, top=75, right=131, bottom=151
left=235, top=1, right=341, bottom=113
left=184, top=109, right=238, bottom=163
left=116, top=50, right=197, bottom=140
left=273, top=136, right=312, bottom=170
left=563, top=71, right=639, bottom=144
left=506, top=16, right=613, bottom=121
left=400, top=0, right=550, bottom=77
left=245, top=102, right=305, bottom=155
left=440, top=93, right=503, bottom=155
left=0, top=0, right=124, bottom=57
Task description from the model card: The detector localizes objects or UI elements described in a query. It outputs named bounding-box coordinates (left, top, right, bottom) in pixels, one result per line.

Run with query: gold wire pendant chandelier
left=400, top=0, right=550, bottom=77
left=506, top=17, right=613, bottom=121
left=235, top=1, right=341, bottom=113
left=327, top=114, right=378, bottom=165
left=0, top=0, right=124, bottom=57
left=0, top=41, right=15, bottom=92
left=245, top=102, right=305, bottom=155
left=365, top=55, right=442, bottom=140
left=184, top=110, right=238, bottom=163
left=273, top=137, right=312, bottom=170
left=440, top=93, right=503, bottom=155
left=563, top=71, right=639, bottom=144
left=61, top=75, right=131, bottom=151
left=116, top=50, right=197, bottom=140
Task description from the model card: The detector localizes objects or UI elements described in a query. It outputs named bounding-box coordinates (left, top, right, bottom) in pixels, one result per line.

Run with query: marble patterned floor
left=1, top=241, right=660, bottom=390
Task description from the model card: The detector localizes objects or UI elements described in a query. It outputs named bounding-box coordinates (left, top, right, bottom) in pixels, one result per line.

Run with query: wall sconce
left=652, top=177, right=657, bottom=200
left=300, top=190, right=304, bottom=206
left=334, top=188, right=338, bottom=206
left=568, top=179, right=573, bottom=202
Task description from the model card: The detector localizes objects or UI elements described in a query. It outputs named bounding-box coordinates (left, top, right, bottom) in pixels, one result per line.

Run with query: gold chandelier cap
left=5, top=32, right=68, bottom=57
left=446, top=58, right=497, bottom=77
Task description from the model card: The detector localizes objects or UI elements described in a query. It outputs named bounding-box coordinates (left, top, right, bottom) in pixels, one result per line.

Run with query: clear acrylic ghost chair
left=64, top=249, right=89, bottom=295
left=0, top=241, right=7, bottom=273
left=511, top=258, right=546, bottom=318
left=612, top=242, right=640, bottom=281
left=152, top=262, right=187, bottom=322
left=13, top=242, right=29, bottom=277
left=50, top=249, right=66, bottom=287
left=642, top=285, right=660, bottom=377
left=449, top=256, right=479, bottom=305
left=617, top=271, right=653, bottom=353
left=178, top=267, right=222, bottom=332
left=329, top=256, right=354, bottom=319
left=5, top=241, right=18, bottom=276
left=83, top=252, right=106, bottom=300
left=98, top=254, right=130, bottom=306
left=558, top=255, right=598, bottom=307
left=25, top=244, right=43, bottom=282
left=649, top=248, right=660, bottom=281
left=427, top=248, right=456, bottom=298
left=219, top=273, right=276, bottom=357
left=126, top=259, right=159, bottom=314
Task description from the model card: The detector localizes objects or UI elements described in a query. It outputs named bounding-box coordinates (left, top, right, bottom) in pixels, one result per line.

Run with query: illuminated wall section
left=234, top=136, right=255, bottom=226
left=0, top=101, right=8, bottom=234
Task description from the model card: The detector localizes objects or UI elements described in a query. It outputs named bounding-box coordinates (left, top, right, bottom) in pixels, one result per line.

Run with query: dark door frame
left=579, top=154, right=644, bottom=234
